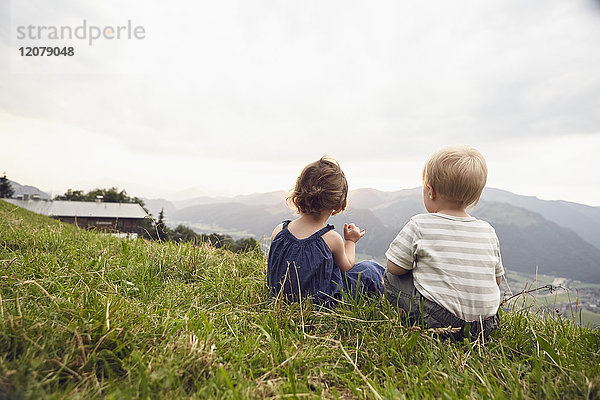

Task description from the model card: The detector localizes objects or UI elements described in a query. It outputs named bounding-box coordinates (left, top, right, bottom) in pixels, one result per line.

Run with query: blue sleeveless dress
left=267, top=220, right=385, bottom=304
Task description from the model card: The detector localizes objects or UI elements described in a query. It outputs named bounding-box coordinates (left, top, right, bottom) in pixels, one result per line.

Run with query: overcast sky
left=1, top=0, right=599, bottom=205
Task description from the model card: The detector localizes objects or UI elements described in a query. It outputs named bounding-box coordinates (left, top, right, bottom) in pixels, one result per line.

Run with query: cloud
left=1, top=0, right=599, bottom=203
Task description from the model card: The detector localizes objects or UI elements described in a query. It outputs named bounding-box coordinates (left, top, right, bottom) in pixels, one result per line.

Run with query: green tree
left=54, top=189, right=86, bottom=201
left=169, top=225, right=200, bottom=243
left=202, top=233, right=233, bottom=249
left=156, top=208, right=170, bottom=241
left=53, top=187, right=147, bottom=212
left=86, top=187, right=130, bottom=203
left=140, top=216, right=157, bottom=240
left=0, top=173, right=15, bottom=198
left=231, top=237, right=258, bottom=253
left=131, top=197, right=148, bottom=213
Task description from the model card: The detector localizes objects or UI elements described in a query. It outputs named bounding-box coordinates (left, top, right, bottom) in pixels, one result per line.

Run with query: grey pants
left=384, top=270, right=500, bottom=341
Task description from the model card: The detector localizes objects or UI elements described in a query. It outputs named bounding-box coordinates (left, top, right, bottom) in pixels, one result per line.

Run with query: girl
left=267, top=156, right=385, bottom=304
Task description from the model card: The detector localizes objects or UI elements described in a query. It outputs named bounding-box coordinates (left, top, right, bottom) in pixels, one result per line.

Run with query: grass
left=1, top=199, right=599, bottom=399
left=580, top=310, right=600, bottom=327
left=504, top=270, right=559, bottom=287
left=502, top=270, right=600, bottom=327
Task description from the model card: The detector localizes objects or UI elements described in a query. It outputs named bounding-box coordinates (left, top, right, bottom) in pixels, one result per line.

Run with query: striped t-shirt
left=385, top=213, right=504, bottom=322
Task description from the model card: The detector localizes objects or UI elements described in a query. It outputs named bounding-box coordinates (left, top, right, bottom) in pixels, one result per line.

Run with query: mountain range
left=146, top=187, right=600, bottom=284
left=5, top=179, right=599, bottom=283
left=8, top=180, right=51, bottom=200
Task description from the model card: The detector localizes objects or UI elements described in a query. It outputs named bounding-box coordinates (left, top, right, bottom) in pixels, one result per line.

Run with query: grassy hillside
left=1, top=200, right=599, bottom=399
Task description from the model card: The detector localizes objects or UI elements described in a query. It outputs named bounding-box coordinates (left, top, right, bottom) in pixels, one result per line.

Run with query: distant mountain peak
left=8, top=180, right=51, bottom=200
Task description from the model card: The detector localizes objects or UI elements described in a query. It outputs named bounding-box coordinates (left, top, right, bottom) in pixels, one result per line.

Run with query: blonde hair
left=287, top=156, right=348, bottom=215
left=422, top=145, right=488, bottom=207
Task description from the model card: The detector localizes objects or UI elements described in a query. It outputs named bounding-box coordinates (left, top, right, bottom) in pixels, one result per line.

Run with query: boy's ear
left=427, top=185, right=436, bottom=200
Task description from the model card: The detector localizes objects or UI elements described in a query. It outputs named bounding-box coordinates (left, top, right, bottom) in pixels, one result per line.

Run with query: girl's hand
left=344, top=223, right=365, bottom=243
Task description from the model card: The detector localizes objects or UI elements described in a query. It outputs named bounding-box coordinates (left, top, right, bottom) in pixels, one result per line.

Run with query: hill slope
left=483, top=188, right=600, bottom=250
left=171, top=201, right=293, bottom=238
left=472, top=201, right=600, bottom=282
left=1, top=199, right=599, bottom=398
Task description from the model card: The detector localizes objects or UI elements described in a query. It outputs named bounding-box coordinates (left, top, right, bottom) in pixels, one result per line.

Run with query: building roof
left=4, top=199, right=148, bottom=219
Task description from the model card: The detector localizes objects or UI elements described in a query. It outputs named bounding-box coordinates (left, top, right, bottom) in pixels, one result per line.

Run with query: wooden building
left=4, top=199, right=148, bottom=234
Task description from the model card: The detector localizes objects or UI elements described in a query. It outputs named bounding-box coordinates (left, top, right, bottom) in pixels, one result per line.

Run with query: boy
left=384, top=145, right=504, bottom=340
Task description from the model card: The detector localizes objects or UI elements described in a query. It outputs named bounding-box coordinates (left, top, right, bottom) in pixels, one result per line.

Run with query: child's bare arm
left=323, top=223, right=365, bottom=272
left=270, top=223, right=283, bottom=242
left=496, top=275, right=502, bottom=285
left=387, top=259, right=411, bottom=275
left=343, top=223, right=365, bottom=267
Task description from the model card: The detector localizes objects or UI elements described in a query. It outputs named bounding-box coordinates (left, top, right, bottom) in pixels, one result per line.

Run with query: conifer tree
left=156, top=208, right=169, bottom=241
left=0, top=173, right=15, bottom=198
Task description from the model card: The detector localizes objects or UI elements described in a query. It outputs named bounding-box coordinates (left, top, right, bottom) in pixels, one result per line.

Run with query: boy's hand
left=344, top=223, right=366, bottom=243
